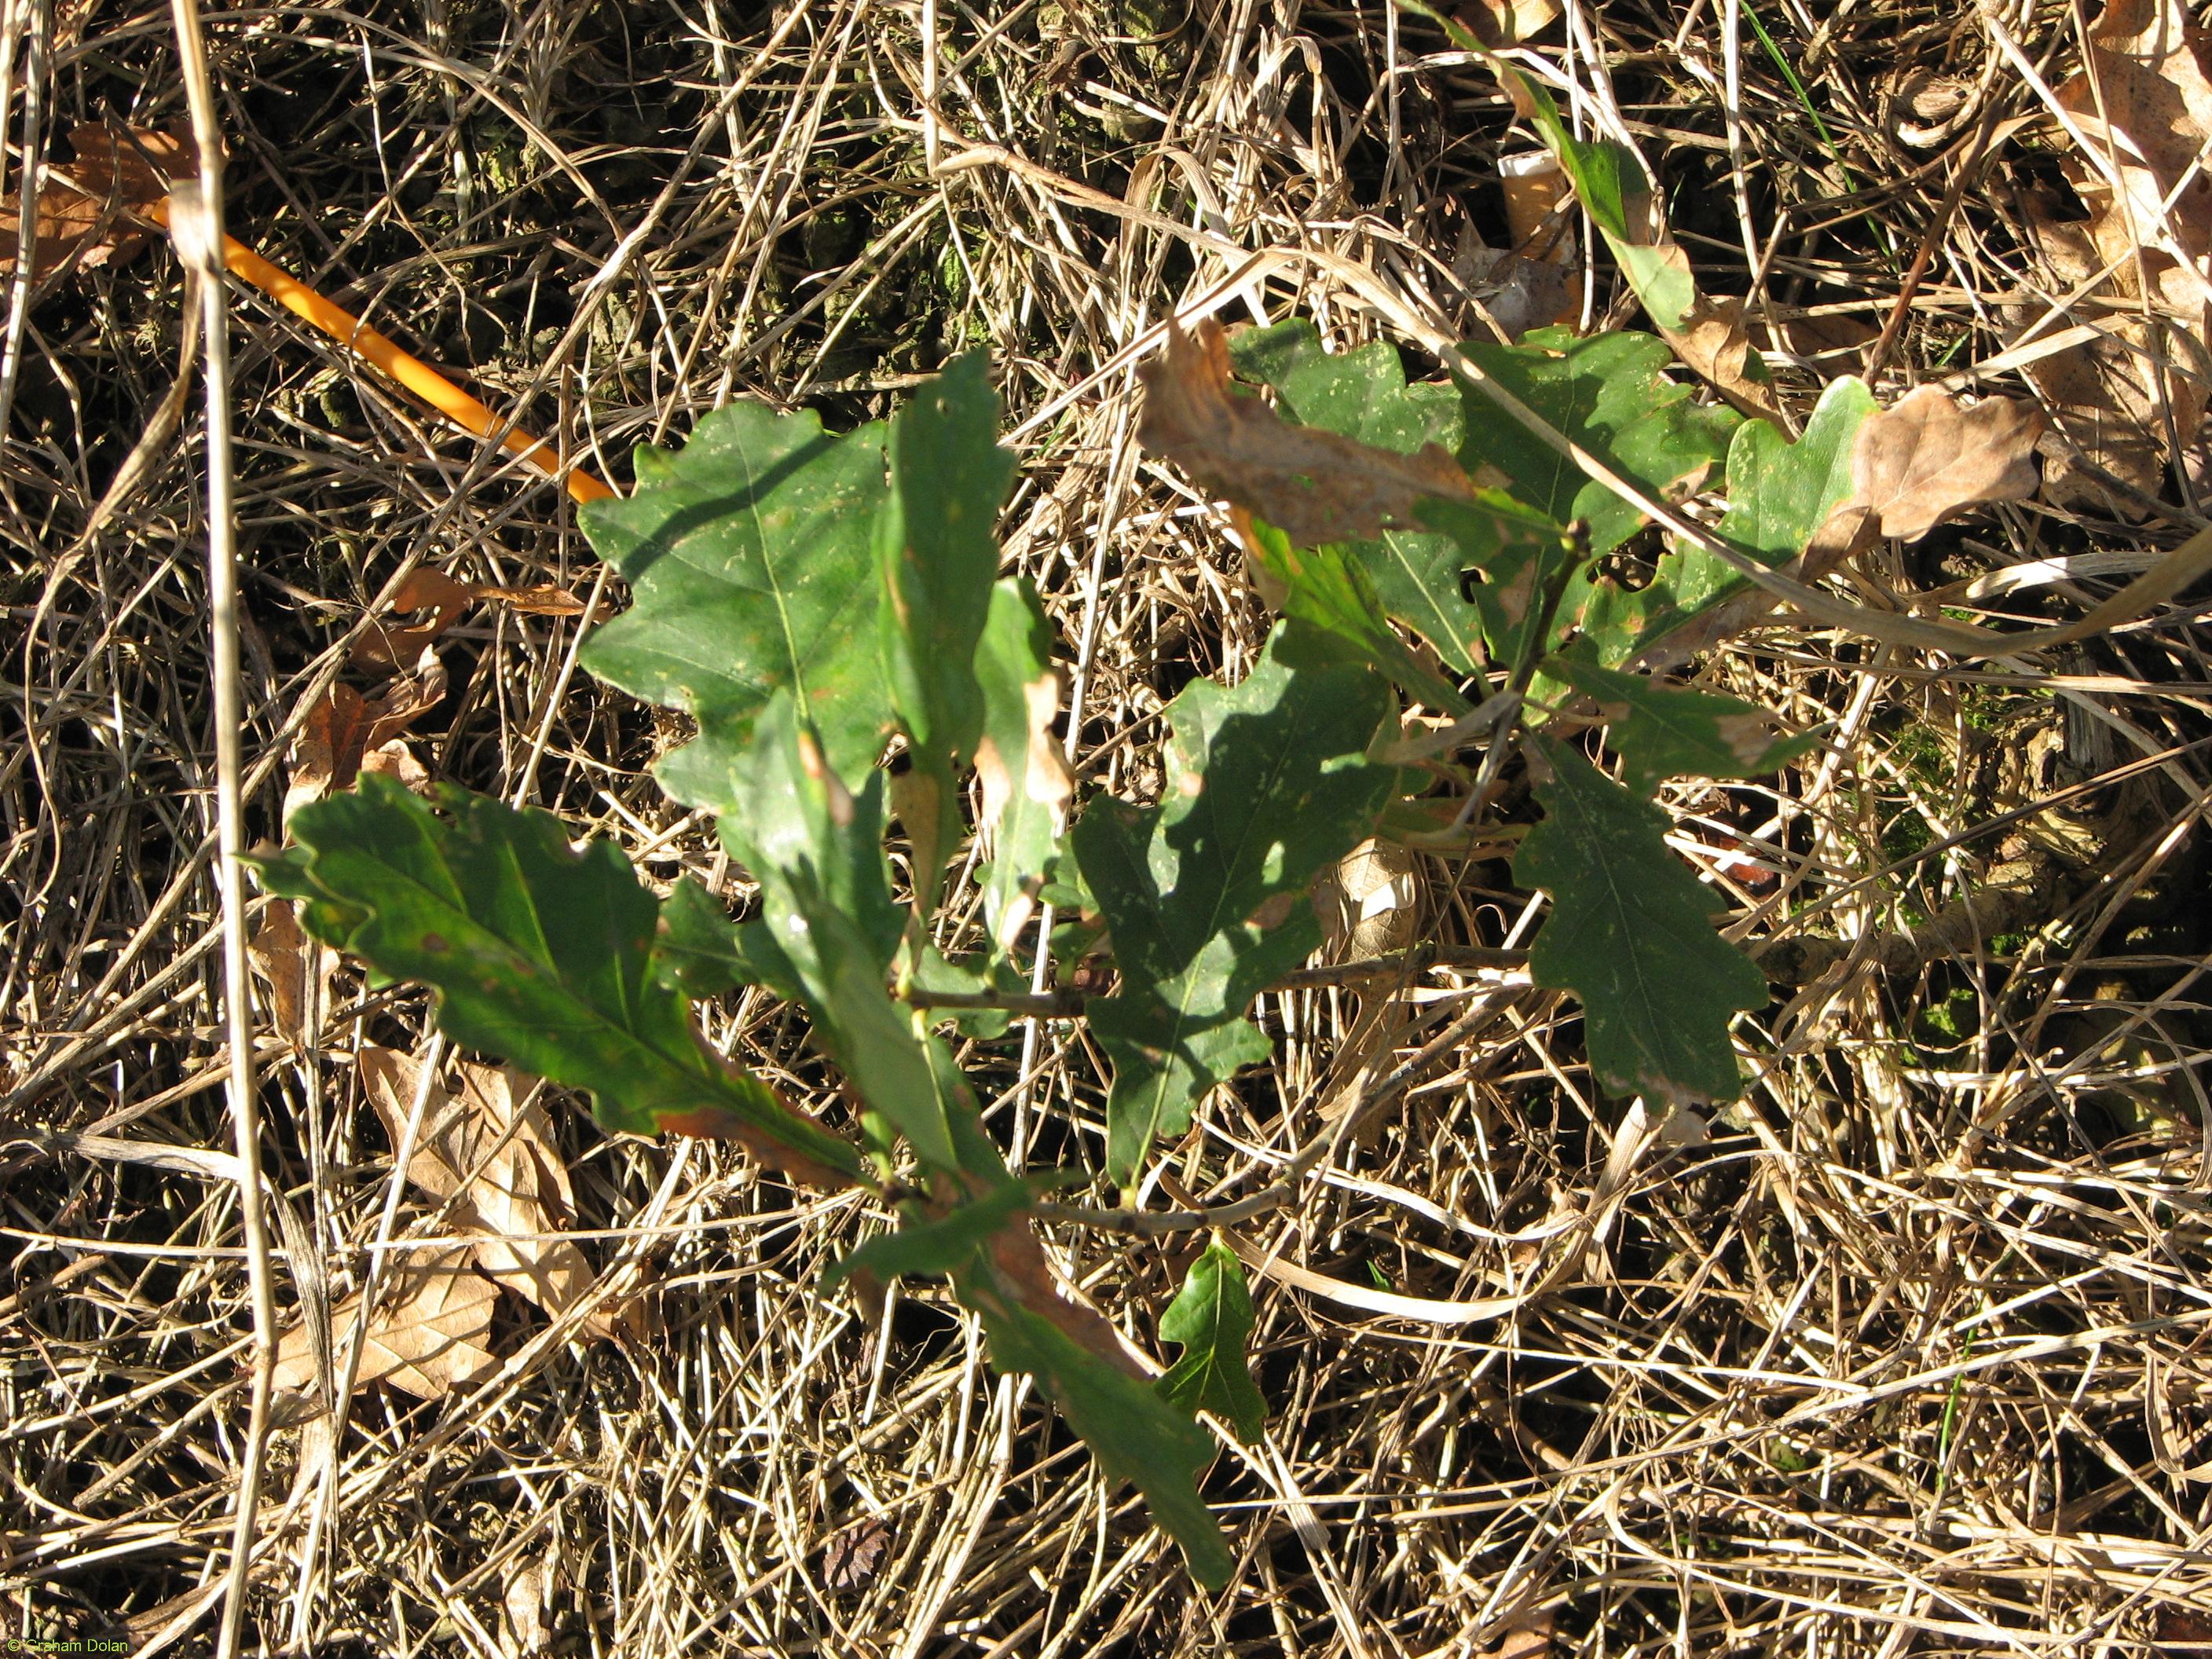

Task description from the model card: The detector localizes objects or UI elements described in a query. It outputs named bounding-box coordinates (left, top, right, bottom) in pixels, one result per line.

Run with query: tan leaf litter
left=1848, top=385, right=2044, bottom=541
left=273, top=1243, right=498, bottom=1401
left=0, top=123, right=190, bottom=284
left=246, top=899, right=317, bottom=1048
left=359, top=1046, right=623, bottom=1339
left=2020, top=0, right=2212, bottom=511
left=1452, top=0, right=1560, bottom=49
left=282, top=652, right=447, bottom=826
left=353, top=566, right=590, bottom=668
left=1137, top=315, right=1480, bottom=546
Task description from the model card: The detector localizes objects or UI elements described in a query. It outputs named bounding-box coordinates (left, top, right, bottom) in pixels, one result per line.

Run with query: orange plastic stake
left=145, top=193, right=616, bottom=504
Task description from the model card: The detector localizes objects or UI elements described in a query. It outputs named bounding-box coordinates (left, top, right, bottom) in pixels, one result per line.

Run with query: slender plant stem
left=163, top=7, right=275, bottom=1652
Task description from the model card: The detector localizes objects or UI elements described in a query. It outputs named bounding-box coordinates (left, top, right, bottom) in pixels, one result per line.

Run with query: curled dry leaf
left=1670, top=295, right=1774, bottom=419
left=1848, top=386, right=2043, bottom=541
left=2020, top=0, right=2212, bottom=510
left=1453, top=0, right=1560, bottom=49
left=353, top=569, right=473, bottom=668
left=0, top=123, right=192, bottom=285
left=246, top=899, right=317, bottom=1047
left=273, top=1243, right=498, bottom=1402
left=359, top=1046, right=626, bottom=1340
left=353, top=567, right=591, bottom=667
left=282, top=652, right=447, bottom=826
left=1137, top=316, right=1479, bottom=546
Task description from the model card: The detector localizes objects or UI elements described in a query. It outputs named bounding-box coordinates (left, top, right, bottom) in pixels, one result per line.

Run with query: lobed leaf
left=255, top=775, right=864, bottom=1187
left=1549, top=650, right=1819, bottom=793
left=579, top=400, right=894, bottom=807
left=1159, top=1242, right=1266, bottom=1445
left=1137, top=316, right=1481, bottom=549
left=717, top=693, right=958, bottom=1174
left=1237, top=512, right=1471, bottom=710
left=1456, top=328, right=1739, bottom=562
left=1515, top=737, right=1767, bottom=1102
left=1848, top=385, right=2043, bottom=543
left=877, top=353, right=1019, bottom=892
left=1075, top=632, right=1399, bottom=1182
left=1228, top=320, right=1563, bottom=674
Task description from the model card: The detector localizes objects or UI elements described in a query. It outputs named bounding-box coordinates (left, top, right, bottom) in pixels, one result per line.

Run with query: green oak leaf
left=1456, top=328, right=1740, bottom=562
left=822, top=1177, right=1034, bottom=1290
left=254, top=775, right=863, bottom=1185
left=1075, top=632, right=1398, bottom=1182
left=877, top=353, right=1018, bottom=895
left=1238, top=515, right=1470, bottom=711
left=903, top=943, right=1023, bottom=1039
left=719, top=692, right=958, bottom=1174
left=1516, top=735, right=1766, bottom=1102
left=972, top=578, right=1075, bottom=958
left=579, top=399, right=893, bottom=808
left=1719, top=377, right=1875, bottom=556
left=1515, top=88, right=1696, bottom=334
left=1229, top=319, right=1561, bottom=673
left=1549, top=651, right=1820, bottom=793
left=961, top=1280, right=1234, bottom=1588
left=1159, top=1242, right=1266, bottom=1445
left=1578, top=375, right=1877, bottom=663
left=808, top=991, right=1233, bottom=1583
left=651, top=876, right=803, bottom=1003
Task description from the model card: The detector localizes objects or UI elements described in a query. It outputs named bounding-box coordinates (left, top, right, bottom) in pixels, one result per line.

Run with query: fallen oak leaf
left=353, top=569, right=591, bottom=667
left=282, top=653, right=447, bottom=826
left=466, top=580, right=591, bottom=617
left=1454, top=0, right=1560, bottom=49
left=273, top=1243, right=498, bottom=1402
left=247, top=899, right=318, bottom=1048
left=1848, top=385, right=2043, bottom=541
left=353, top=568, right=473, bottom=668
left=0, top=123, right=193, bottom=285
left=359, top=1046, right=626, bottom=1340
left=1137, top=315, right=1481, bottom=546
left=2018, top=0, right=2212, bottom=510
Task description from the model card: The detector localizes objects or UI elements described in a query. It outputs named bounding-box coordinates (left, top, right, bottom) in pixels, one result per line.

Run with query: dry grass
left=4, top=0, right=2212, bottom=1653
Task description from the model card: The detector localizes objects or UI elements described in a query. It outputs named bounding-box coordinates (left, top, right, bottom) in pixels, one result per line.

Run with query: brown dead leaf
left=353, top=569, right=593, bottom=666
left=1454, top=0, right=1559, bottom=49
left=2020, top=0, right=2212, bottom=510
left=359, top=1046, right=624, bottom=1339
left=468, top=580, right=590, bottom=616
left=1477, top=1611, right=1556, bottom=1659
left=1315, top=837, right=1419, bottom=962
left=1137, top=316, right=1479, bottom=546
left=247, top=899, right=314, bottom=1046
left=1848, top=385, right=2044, bottom=541
left=273, top=1243, right=498, bottom=1401
left=353, top=568, right=473, bottom=668
left=357, top=738, right=432, bottom=794
left=282, top=653, right=447, bottom=825
left=1671, top=295, right=1780, bottom=420
left=820, top=1518, right=892, bottom=1591
left=0, top=124, right=192, bottom=285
